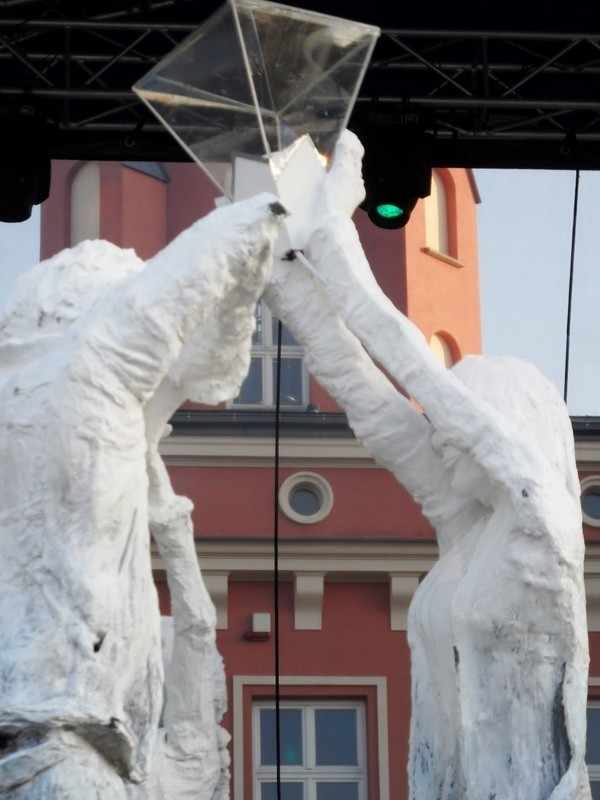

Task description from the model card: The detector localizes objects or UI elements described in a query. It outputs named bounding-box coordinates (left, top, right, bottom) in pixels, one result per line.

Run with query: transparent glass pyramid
left=133, top=0, right=379, bottom=197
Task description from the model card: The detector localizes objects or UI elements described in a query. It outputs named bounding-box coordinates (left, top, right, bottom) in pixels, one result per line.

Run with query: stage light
left=376, top=203, right=403, bottom=220
left=0, top=99, right=51, bottom=223
left=366, top=189, right=419, bottom=229
left=356, top=110, right=432, bottom=230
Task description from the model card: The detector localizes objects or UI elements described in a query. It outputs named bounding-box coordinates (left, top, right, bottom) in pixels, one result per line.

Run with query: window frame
left=253, top=699, right=367, bottom=800
left=588, top=700, right=600, bottom=794
left=233, top=676, right=389, bottom=800
left=581, top=477, right=600, bottom=528
left=231, top=300, right=308, bottom=409
left=278, top=472, right=334, bottom=525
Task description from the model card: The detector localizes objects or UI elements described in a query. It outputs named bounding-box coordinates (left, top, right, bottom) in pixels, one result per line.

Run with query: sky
left=0, top=170, right=598, bottom=416
left=475, top=169, right=599, bottom=417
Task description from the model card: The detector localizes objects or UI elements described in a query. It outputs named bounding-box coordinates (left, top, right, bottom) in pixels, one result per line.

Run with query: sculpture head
left=450, top=355, right=580, bottom=501
left=0, top=237, right=259, bottom=408
left=0, top=240, right=145, bottom=346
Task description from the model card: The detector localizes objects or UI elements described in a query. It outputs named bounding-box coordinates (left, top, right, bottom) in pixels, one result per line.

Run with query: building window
left=70, top=162, right=100, bottom=245
left=234, top=300, right=307, bottom=408
left=424, top=170, right=449, bottom=255
left=429, top=332, right=455, bottom=368
left=279, top=472, right=334, bottom=525
left=581, top=477, right=600, bottom=528
left=587, top=703, right=600, bottom=798
left=254, top=701, right=367, bottom=800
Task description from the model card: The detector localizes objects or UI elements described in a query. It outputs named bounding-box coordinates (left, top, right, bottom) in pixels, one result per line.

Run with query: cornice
left=152, top=537, right=438, bottom=579
left=575, top=440, right=600, bottom=470
left=159, top=434, right=378, bottom=468
left=161, top=432, right=600, bottom=471
left=152, top=538, right=438, bottom=631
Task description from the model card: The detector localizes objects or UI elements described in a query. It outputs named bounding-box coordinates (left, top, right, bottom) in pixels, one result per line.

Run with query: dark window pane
left=272, top=316, right=298, bottom=346
left=317, top=783, right=359, bottom=800
left=315, top=709, right=358, bottom=766
left=290, top=487, right=321, bottom=516
left=583, top=491, right=600, bottom=521
left=273, top=358, right=302, bottom=406
left=591, top=781, right=600, bottom=800
left=587, top=709, right=600, bottom=764
left=260, top=708, right=303, bottom=766
left=235, top=358, right=262, bottom=405
left=261, top=783, right=304, bottom=800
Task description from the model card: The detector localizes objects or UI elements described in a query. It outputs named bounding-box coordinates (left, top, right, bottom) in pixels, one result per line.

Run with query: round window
left=289, top=486, right=322, bottom=516
left=581, top=477, right=600, bottom=528
left=279, top=472, right=334, bottom=525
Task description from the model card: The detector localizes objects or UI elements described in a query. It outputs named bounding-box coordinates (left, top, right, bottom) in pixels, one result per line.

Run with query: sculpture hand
left=317, top=129, right=366, bottom=219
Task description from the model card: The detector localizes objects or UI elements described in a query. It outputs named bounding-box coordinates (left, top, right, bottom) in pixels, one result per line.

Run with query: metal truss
left=1, top=1, right=599, bottom=167
left=366, top=28, right=600, bottom=166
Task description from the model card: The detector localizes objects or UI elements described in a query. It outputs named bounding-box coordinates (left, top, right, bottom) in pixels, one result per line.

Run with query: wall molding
left=160, top=434, right=378, bottom=468
left=153, top=540, right=600, bottom=633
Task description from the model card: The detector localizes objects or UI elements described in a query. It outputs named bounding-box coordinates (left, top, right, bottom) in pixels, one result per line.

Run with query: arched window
left=70, top=162, right=100, bottom=246
left=429, top=332, right=454, bottom=368
left=424, top=170, right=449, bottom=255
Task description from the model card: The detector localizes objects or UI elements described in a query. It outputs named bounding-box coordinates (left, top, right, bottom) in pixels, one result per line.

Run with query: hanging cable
left=272, top=317, right=284, bottom=800
left=563, top=169, right=580, bottom=404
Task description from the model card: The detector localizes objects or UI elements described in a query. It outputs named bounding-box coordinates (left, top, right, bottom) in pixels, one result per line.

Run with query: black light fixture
left=354, top=110, right=432, bottom=230
left=0, top=98, right=51, bottom=223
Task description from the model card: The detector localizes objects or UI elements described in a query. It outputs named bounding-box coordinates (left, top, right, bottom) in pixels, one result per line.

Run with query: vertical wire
left=564, top=169, right=580, bottom=404
left=272, top=317, right=283, bottom=800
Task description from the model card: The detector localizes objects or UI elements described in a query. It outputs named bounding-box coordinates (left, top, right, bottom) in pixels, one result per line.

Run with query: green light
left=376, top=203, right=404, bottom=219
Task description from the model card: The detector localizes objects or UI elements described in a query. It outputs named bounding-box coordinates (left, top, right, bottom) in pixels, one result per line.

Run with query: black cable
left=272, top=317, right=283, bottom=800
left=564, top=169, right=580, bottom=404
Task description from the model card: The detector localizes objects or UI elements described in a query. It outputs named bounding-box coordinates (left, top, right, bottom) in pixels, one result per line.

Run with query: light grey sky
left=0, top=171, right=597, bottom=416
left=475, top=169, right=599, bottom=417
left=0, top=206, right=40, bottom=309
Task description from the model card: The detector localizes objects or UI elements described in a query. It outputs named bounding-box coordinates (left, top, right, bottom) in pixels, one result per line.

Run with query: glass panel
left=273, top=358, right=303, bottom=406
left=592, top=781, right=600, bottom=800
left=317, top=783, right=359, bottom=800
left=260, top=708, right=303, bottom=766
left=583, top=491, right=600, bottom=521
left=315, top=709, right=358, bottom=765
left=587, top=708, right=600, bottom=764
left=261, top=783, right=304, bottom=800
left=276, top=38, right=379, bottom=159
left=133, top=2, right=274, bottom=193
left=240, top=2, right=377, bottom=158
left=134, top=0, right=379, bottom=195
left=235, top=358, right=263, bottom=405
left=290, top=488, right=321, bottom=516
left=271, top=315, right=298, bottom=346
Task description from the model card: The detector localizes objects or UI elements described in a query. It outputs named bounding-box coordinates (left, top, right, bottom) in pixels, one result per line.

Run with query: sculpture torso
left=0, top=334, right=162, bottom=781
left=408, top=481, right=588, bottom=800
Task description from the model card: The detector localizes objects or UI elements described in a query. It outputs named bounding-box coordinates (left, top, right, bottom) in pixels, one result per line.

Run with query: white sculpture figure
left=0, top=193, right=285, bottom=799
left=266, top=130, right=591, bottom=799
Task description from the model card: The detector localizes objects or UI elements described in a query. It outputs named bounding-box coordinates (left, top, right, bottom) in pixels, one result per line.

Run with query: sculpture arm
left=304, top=132, right=542, bottom=496
left=147, top=451, right=224, bottom=800
left=264, top=261, right=451, bottom=519
left=72, top=194, right=284, bottom=407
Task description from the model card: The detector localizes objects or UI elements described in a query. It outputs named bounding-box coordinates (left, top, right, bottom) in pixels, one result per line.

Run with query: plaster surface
left=265, top=130, right=591, bottom=799
left=0, top=194, right=285, bottom=798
